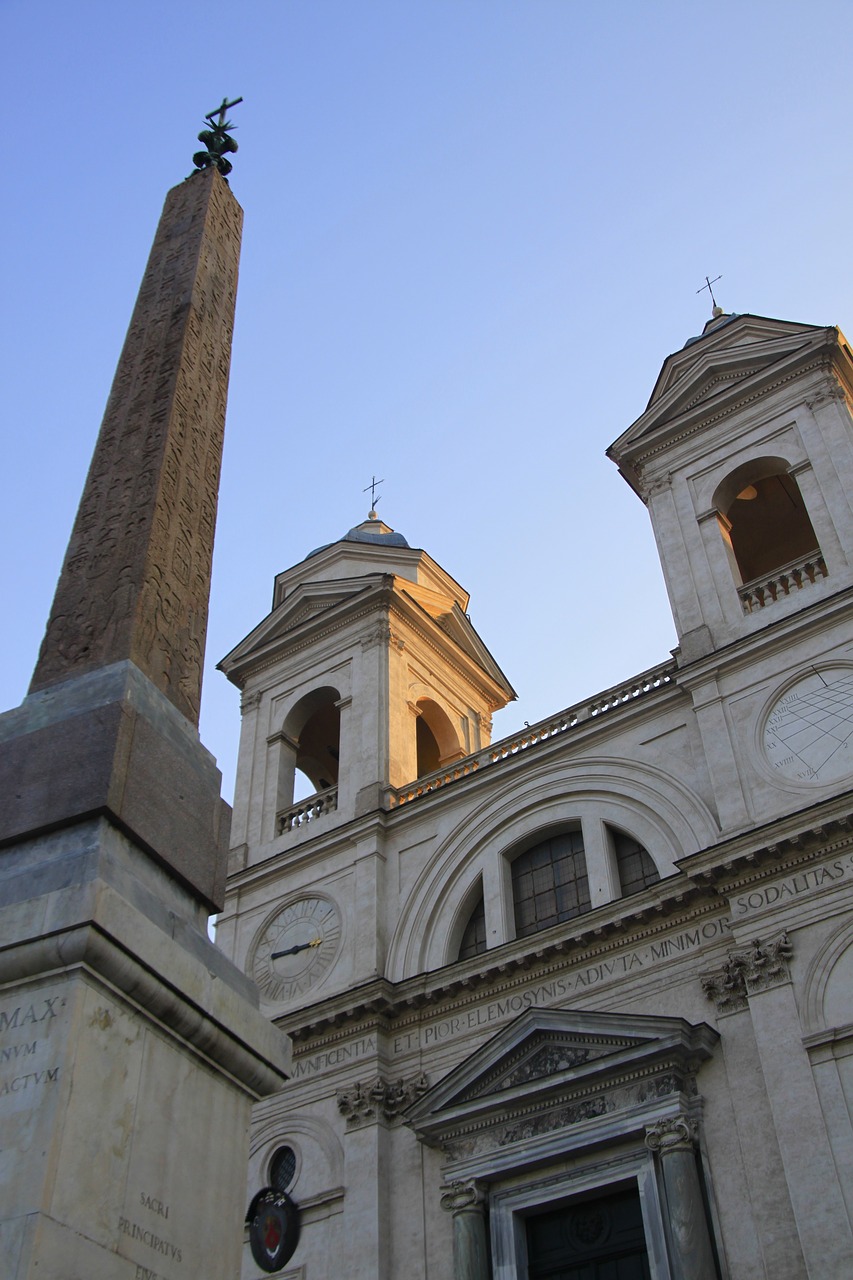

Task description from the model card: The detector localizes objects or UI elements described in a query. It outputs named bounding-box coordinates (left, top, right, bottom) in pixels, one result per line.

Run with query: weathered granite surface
left=29, top=166, right=241, bottom=727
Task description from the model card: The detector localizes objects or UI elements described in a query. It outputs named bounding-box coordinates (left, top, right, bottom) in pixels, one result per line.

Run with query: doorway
left=525, top=1184, right=650, bottom=1280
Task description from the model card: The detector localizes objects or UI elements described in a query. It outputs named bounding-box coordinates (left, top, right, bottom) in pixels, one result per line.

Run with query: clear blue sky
left=4, top=1, right=853, bottom=798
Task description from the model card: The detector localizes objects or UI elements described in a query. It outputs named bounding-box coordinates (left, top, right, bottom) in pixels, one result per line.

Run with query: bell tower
left=220, top=513, right=515, bottom=869
left=609, top=310, right=853, bottom=661
left=609, top=309, right=853, bottom=834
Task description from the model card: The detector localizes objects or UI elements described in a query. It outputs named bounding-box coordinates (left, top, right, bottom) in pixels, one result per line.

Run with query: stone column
left=645, top=1118, right=717, bottom=1280
left=440, top=1179, right=490, bottom=1280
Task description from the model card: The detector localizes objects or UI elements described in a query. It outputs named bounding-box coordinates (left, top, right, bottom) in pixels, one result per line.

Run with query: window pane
left=614, top=830, right=660, bottom=897
left=512, top=831, right=591, bottom=938
left=458, top=895, right=487, bottom=959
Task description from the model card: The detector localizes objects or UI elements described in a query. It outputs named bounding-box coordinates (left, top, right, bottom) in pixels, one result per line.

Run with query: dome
left=306, top=514, right=410, bottom=560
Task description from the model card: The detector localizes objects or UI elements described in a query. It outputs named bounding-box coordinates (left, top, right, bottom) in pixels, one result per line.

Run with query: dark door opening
left=526, top=1184, right=650, bottom=1280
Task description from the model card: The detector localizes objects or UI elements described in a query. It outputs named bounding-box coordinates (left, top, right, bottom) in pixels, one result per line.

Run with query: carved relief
left=702, top=932, right=793, bottom=1012
left=806, top=378, right=847, bottom=410
left=644, top=1115, right=697, bottom=1155
left=439, top=1179, right=487, bottom=1214
left=444, top=1072, right=686, bottom=1160
left=360, top=621, right=392, bottom=651
left=336, top=1073, right=429, bottom=1126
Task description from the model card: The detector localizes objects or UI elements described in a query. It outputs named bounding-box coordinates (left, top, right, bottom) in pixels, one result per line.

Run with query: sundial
left=764, top=666, right=853, bottom=784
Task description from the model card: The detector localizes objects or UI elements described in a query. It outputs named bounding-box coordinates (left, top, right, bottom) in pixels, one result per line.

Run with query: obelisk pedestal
left=0, top=157, right=290, bottom=1280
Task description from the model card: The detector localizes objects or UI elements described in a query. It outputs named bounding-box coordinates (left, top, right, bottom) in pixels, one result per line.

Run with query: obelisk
left=0, top=105, right=289, bottom=1280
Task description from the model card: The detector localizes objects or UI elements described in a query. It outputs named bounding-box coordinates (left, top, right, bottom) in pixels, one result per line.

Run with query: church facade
left=217, top=310, right=853, bottom=1278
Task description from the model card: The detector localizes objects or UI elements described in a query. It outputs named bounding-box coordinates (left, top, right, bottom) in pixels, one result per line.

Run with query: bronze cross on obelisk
left=206, top=96, right=244, bottom=127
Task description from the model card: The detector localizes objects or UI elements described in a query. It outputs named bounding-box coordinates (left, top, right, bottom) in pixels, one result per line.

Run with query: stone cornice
left=619, top=348, right=835, bottom=475
left=272, top=800, right=853, bottom=1047
left=1, top=913, right=289, bottom=1098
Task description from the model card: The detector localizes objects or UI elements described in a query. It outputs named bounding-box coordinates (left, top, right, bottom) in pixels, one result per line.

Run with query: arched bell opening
left=278, top=687, right=341, bottom=811
left=415, top=698, right=463, bottom=778
left=713, top=457, right=821, bottom=587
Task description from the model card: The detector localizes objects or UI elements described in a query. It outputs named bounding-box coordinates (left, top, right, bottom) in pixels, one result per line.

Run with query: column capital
left=644, top=1115, right=697, bottom=1155
left=440, top=1178, right=488, bottom=1215
left=702, top=931, right=792, bottom=1012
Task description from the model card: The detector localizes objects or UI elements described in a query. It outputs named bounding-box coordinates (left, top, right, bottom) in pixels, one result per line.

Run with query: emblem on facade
left=246, top=1188, right=300, bottom=1273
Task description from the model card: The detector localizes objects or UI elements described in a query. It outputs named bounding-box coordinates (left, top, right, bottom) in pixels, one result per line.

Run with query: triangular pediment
left=219, top=575, right=386, bottom=677
left=400, top=588, right=516, bottom=701
left=609, top=314, right=833, bottom=468
left=405, top=1008, right=717, bottom=1154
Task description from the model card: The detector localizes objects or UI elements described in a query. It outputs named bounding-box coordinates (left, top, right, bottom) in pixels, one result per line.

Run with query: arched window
left=611, top=829, right=660, bottom=897
left=512, top=830, right=591, bottom=939
left=714, top=459, right=821, bottom=586
left=458, top=894, right=487, bottom=960
left=416, top=698, right=462, bottom=778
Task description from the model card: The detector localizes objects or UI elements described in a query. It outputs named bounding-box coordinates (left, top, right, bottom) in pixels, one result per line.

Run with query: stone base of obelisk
left=0, top=674, right=290, bottom=1280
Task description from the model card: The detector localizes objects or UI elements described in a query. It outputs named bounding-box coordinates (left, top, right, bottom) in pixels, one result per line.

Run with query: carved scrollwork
left=702, top=932, right=793, bottom=1011
left=806, top=379, right=847, bottom=410
left=644, top=1115, right=697, bottom=1155
left=336, top=1073, right=429, bottom=1126
left=240, top=689, right=262, bottom=714
left=439, top=1178, right=488, bottom=1215
left=360, top=621, right=393, bottom=651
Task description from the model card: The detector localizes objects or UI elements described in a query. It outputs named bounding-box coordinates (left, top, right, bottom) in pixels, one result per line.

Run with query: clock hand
left=271, top=937, right=322, bottom=959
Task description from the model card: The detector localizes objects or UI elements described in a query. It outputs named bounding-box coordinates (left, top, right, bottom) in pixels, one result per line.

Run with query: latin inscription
left=292, top=916, right=732, bottom=1074
left=733, top=853, right=853, bottom=917
left=293, top=1034, right=377, bottom=1078
left=118, top=1215, right=182, bottom=1264
left=0, top=996, right=64, bottom=1103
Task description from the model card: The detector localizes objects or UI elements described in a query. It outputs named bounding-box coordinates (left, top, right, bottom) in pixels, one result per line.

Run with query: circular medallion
left=763, top=666, right=853, bottom=784
left=248, top=1189, right=300, bottom=1273
left=252, top=896, right=341, bottom=1002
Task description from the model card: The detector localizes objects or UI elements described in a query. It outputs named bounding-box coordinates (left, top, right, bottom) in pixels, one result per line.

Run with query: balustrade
left=276, top=786, right=338, bottom=834
left=390, top=659, right=676, bottom=809
left=739, top=551, right=827, bottom=613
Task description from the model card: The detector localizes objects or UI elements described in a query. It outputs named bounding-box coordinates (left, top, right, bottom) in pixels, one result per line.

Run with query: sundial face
left=251, top=896, right=341, bottom=1003
left=763, top=666, right=853, bottom=785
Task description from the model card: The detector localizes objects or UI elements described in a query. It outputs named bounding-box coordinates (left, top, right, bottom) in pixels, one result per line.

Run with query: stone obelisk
left=0, top=111, right=289, bottom=1280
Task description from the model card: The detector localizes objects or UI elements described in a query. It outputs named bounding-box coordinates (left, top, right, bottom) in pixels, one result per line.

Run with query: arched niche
left=277, top=686, right=342, bottom=811
left=416, top=697, right=463, bottom=777
left=712, top=456, right=820, bottom=586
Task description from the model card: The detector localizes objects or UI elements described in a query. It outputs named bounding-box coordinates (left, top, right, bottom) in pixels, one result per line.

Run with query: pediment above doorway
left=405, top=1007, right=717, bottom=1169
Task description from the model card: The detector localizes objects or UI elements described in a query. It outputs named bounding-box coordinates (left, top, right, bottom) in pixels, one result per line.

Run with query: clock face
left=764, top=666, right=853, bottom=784
left=252, top=896, right=342, bottom=1003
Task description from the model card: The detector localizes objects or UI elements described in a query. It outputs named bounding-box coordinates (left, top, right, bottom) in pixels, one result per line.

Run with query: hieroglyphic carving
left=29, top=166, right=243, bottom=726
left=336, top=1072, right=429, bottom=1126
left=701, top=932, right=793, bottom=1012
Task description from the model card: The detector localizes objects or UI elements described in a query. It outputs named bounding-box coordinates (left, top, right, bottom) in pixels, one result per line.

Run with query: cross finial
left=207, top=96, right=243, bottom=128
left=193, top=96, right=243, bottom=177
left=696, top=274, right=723, bottom=313
left=363, top=475, right=384, bottom=517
